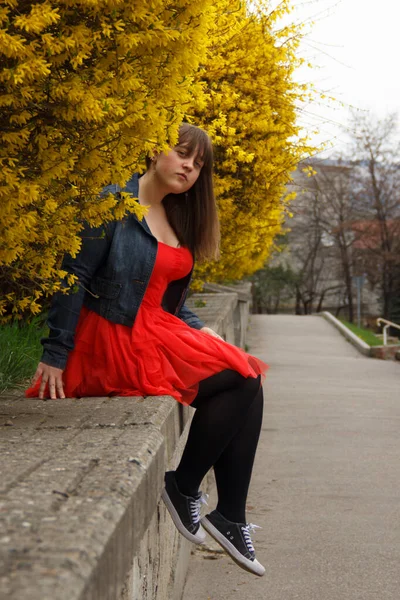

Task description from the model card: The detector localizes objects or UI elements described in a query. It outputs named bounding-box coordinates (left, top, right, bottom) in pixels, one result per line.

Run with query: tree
left=347, top=112, right=400, bottom=320
left=283, top=164, right=344, bottom=315
left=309, top=160, right=359, bottom=321
left=251, top=264, right=297, bottom=314
left=285, top=112, right=400, bottom=321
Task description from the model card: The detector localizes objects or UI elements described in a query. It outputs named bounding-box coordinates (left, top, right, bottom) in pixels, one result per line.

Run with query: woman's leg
left=175, top=370, right=263, bottom=522
left=213, top=384, right=263, bottom=523
left=162, top=369, right=265, bottom=573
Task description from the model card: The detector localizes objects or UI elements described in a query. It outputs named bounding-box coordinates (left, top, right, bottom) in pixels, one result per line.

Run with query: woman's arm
left=178, top=303, right=222, bottom=339
left=38, top=221, right=116, bottom=375
left=177, top=303, right=205, bottom=330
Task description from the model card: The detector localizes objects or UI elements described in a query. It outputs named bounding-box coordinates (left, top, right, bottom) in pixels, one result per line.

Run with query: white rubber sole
left=201, top=516, right=266, bottom=577
left=161, top=488, right=206, bottom=544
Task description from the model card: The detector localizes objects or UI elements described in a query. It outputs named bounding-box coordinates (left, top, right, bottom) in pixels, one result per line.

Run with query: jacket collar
left=124, top=172, right=139, bottom=196
left=125, top=173, right=152, bottom=236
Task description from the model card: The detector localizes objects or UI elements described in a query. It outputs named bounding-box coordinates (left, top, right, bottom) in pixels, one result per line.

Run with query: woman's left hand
left=200, top=326, right=224, bottom=340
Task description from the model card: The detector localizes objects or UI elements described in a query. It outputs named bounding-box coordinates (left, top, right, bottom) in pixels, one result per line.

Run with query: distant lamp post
left=353, top=274, right=365, bottom=328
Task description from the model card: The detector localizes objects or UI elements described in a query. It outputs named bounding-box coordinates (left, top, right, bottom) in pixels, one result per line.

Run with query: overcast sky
left=285, top=0, right=400, bottom=155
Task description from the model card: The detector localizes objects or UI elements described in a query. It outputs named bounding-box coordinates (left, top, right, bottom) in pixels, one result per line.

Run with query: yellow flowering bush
left=0, top=0, right=213, bottom=320
left=1, top=0, right=312, bottom=320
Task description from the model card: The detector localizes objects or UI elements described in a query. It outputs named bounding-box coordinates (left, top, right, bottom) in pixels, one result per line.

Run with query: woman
left=27, top=123, right=268, bottom=577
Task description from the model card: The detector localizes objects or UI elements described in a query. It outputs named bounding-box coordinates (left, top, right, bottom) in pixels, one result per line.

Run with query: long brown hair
left=148, top=123, right=220, bottom=262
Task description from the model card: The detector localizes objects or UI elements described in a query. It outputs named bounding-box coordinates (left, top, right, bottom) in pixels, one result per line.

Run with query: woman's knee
left=243, top=374, right=262, bottom=401
left=196, top=369, right=246, bottom=400
left=232, top=374, right=262, bottom=413
left=193, top=370, right=262, bottom=408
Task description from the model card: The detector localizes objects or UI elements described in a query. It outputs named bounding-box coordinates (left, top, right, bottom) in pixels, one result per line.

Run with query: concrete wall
left=0, top=284, right=253, bottom=600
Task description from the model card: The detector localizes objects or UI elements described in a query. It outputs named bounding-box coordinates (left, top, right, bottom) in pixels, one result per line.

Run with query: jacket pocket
left=89, top=276, right=122, bottom=299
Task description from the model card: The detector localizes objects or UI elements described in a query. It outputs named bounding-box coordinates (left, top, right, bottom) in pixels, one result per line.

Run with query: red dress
left=26, top=243, right=268, bottom=404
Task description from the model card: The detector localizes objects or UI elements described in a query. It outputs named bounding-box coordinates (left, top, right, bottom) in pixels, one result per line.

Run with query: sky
left=284, top=0, right=400, bottom=156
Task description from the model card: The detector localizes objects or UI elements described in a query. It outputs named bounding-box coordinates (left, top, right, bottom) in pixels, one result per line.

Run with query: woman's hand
left=200, top=326, right=224, bottom=341
left=32, top=362, right=65, bottom=400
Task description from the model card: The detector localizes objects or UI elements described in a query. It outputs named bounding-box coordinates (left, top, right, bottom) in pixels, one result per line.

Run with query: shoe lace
left=189, top=493, right=209, bottom=524
left=241, top=523, right=261, bottom=553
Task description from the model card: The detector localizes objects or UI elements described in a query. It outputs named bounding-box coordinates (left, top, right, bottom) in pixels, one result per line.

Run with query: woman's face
left=153, top=143, right=204, bottom=194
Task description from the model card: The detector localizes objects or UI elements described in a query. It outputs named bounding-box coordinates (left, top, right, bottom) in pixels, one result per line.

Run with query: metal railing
left=376, top=318, right=400, bottom=345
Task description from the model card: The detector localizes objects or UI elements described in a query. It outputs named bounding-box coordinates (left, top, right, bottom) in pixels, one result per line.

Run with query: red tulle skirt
left=26, top=243, right=268, bottom=404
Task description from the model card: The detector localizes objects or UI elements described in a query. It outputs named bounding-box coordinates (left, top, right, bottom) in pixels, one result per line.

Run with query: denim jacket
left=41, top=174, right=204, bottom=369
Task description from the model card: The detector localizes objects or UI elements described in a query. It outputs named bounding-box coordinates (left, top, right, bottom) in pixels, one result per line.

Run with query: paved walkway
left=183, top=315, right=400, bottom=600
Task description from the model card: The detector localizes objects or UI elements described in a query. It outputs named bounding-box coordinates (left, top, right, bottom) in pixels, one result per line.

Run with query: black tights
left=175, top=370, right=263, bottom=523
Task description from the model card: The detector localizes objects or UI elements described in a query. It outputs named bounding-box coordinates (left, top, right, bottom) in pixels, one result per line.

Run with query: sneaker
left=201, top=510, right=265, bottom=576
left=161, top=471, right=207, bottom=544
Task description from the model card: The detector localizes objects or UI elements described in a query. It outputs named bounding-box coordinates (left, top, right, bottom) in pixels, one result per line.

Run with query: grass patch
left=339, top=319, right=383, bottom=347
left=0, top=318, right=47, bottom=392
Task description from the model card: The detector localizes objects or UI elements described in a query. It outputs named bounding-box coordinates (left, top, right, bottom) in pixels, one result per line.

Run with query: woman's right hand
left=32, top=362, right=65, bottom=400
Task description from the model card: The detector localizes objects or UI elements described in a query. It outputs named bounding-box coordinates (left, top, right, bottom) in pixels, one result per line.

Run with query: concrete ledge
left=202, top=281, right=252, bottom=303
left=0, top=395, right=191, bottom=600
left=320, top=311, right=371, bottom=356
